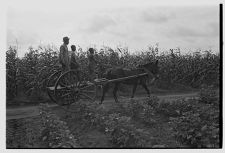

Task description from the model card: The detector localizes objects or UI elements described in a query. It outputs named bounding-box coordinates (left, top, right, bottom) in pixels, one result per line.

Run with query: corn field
left=6, top=46, right=220, bottom=101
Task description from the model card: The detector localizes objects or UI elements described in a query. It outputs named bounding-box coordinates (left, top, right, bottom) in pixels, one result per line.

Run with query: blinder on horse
left=139, top=60, right=159, bottom=85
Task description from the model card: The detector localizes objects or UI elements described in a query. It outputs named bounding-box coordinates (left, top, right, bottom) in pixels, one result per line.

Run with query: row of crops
left=6, top=45, right=220, bottom=101
left=7, top=88, right=219, bottom=148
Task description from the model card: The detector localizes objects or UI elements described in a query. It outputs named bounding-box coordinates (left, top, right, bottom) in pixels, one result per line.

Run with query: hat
left=89, top=48, right=94, bottom=52
left=63, top=36, right=70, bottom=41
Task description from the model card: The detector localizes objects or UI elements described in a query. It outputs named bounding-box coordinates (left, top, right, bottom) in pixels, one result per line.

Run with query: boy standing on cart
left=70, top=45, right=81, bottom=81
left=70, top=45, right=80, bottom=71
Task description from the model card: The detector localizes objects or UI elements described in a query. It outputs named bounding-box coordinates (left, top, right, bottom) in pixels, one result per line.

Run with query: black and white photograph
left=4, top=0, right=222, bottom=149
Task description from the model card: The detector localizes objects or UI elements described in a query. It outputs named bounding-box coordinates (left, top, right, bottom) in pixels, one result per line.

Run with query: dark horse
left=100, top=60, right=159, bottom=104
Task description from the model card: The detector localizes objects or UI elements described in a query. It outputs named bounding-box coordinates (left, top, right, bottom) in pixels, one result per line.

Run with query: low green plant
left=154, top=99, right=195, bottom=117
left=127, top=99, right=144, bottom=119
left=169, top=98, right=220, bottom=148
left=39, top=104, right=79, bottom=148
left=199, top=86, right=218, bottom=105
left=140, top=104, right=157, bottom=125
left=70, top=104, right=151, bottom=148
left=102, top=113, right=149, bottom=147
left=127, top=97, right=159, bottom=125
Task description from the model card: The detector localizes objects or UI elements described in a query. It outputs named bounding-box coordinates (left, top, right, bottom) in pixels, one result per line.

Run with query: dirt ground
left=7, top=92, right=198, bottom=120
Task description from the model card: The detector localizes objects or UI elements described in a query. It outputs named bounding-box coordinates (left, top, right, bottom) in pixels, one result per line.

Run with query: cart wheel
left=46, top=70, right=62, bottom=103
left=54, top=70, right=97, bottom=106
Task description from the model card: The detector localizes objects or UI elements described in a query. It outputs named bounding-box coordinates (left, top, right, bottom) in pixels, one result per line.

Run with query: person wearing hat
left=59, top=36, right=70, bottom=72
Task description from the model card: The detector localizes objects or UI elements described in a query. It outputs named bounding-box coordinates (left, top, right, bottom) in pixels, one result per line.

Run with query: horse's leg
left=113, top=83, right=119, bottom=103
left=100, top=84, right=109, bottom=104
left=141, top=80, right=150, bottom=97
left=131, top=81, right=138, bottom=98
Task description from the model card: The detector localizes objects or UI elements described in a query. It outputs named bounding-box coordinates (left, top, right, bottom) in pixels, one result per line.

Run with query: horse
left=100, top=60, right=159, bottom=104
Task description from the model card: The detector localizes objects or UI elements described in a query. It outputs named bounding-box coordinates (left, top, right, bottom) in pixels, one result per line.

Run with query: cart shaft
left=107, top=72, right=148, bottom=83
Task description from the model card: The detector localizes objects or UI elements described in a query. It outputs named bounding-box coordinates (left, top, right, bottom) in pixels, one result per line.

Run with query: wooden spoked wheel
left=54, top=70, right=97, bottom=106
left=46, top=70, right=62, bottom=103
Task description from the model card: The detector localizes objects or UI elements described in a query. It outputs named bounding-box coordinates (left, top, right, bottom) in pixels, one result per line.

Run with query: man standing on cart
left=59, top=36, right=70, bottom=72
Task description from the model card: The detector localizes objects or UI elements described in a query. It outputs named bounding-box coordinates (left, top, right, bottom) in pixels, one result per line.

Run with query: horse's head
left=139, top=60, right=160, bottom=82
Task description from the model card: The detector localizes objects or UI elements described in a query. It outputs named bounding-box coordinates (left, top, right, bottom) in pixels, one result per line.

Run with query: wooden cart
left=46, top=70, right=148, bottom=106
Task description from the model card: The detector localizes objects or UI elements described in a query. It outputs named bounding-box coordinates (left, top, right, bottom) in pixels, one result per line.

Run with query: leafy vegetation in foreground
left=54, top=87, right=220, bottom=148
left=6, top=116, right=44, bottom=148
left=169, top=87, right=220, bottom=148
left=6, top=87, right=220, bottom=148
left=39, top=104, right=79, bottom=148
left=6, top=104, right=79, bottom=148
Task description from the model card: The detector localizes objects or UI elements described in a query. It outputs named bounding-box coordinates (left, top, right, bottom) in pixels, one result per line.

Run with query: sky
left=6, top=0, right=220, bottom=57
